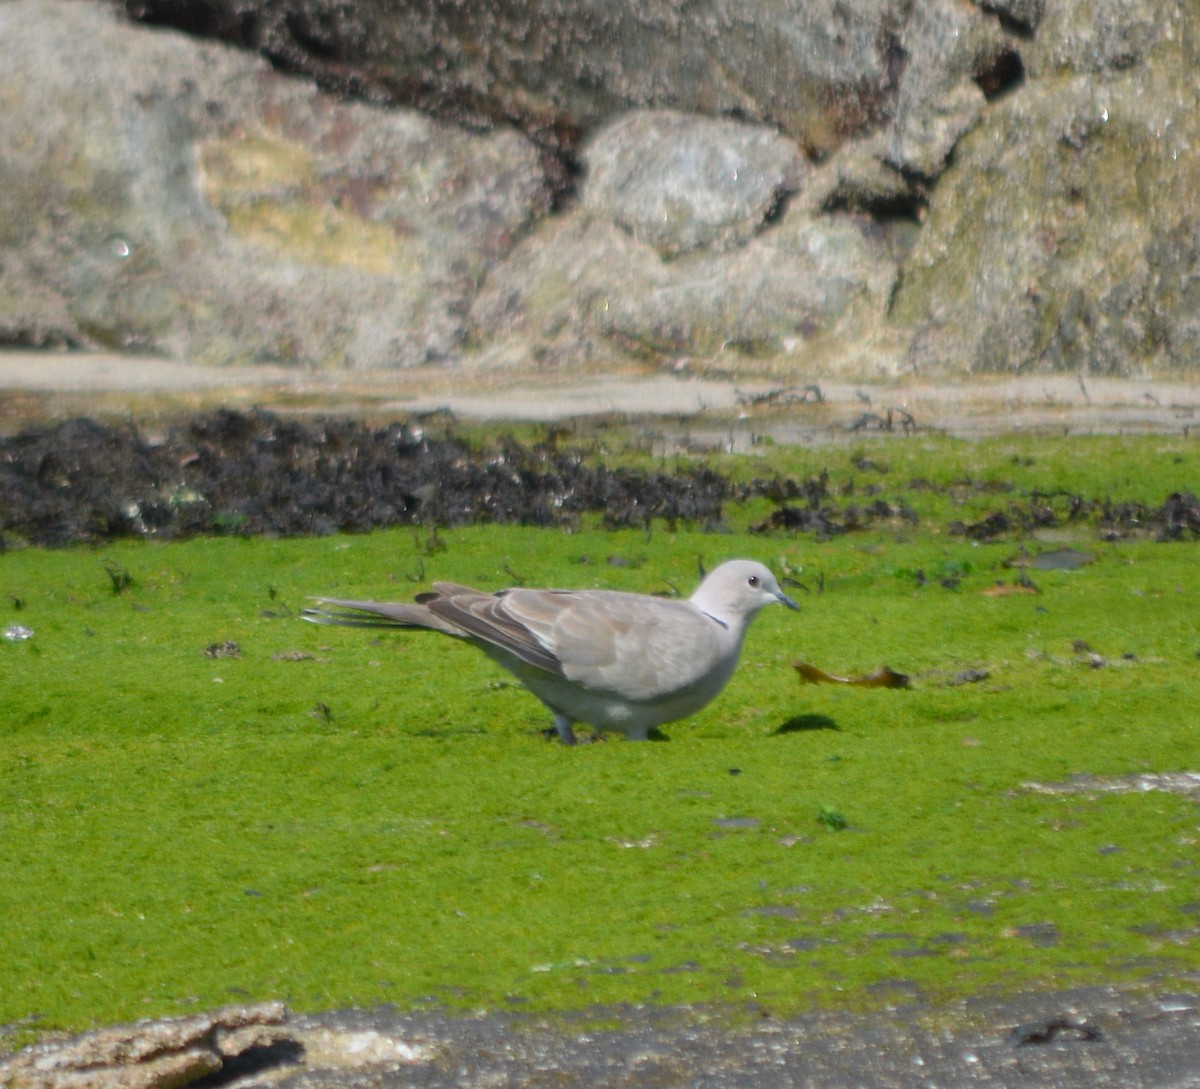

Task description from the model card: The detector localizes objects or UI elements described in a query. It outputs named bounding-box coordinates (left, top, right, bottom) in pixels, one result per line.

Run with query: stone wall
left=1, top=0, right=1195, bottom=377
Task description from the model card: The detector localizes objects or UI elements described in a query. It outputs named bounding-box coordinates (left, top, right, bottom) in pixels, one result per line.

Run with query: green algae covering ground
left=1, top=433, right=1198, bottom=1040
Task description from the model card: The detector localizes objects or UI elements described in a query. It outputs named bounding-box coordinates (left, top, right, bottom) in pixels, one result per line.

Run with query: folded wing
left=498, top=589, right=726, bottom=703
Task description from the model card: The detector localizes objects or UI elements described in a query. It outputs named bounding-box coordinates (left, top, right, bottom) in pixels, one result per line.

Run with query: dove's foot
left=549, top=716, right=578, bottom=746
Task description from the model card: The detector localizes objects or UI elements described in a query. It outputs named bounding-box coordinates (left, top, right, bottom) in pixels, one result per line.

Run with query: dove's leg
left=553, top=713, right=578, bottom=746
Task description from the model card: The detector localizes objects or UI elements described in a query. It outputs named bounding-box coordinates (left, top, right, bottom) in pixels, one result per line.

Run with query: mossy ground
left=2, top=433, right=1198, bottom=1041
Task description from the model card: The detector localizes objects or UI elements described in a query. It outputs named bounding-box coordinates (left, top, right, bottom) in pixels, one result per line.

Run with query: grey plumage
left=303, top=559, right=798, bottom=743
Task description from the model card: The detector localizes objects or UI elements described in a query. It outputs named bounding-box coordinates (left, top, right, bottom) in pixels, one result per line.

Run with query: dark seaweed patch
left=2, top=411, right=1197, bottom=549
left=0, top=411, right=730, bottom=547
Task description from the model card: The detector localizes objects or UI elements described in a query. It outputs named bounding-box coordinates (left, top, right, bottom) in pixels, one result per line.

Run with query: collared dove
left=303, top=560, right=798, bottom=743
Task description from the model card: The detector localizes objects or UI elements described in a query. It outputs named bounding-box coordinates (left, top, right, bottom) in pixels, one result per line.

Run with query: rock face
left=891, top=36, right=1200, bottom=376
left=0, top=0, right=1197, bottom=376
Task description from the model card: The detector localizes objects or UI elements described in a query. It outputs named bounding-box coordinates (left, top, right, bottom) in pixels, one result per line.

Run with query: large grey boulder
left=581, top=111, right=806, bottom=259
left=592, top=210, right=901, bottom=363
left=473, top=186, right=900, bottom=370
left=0, top=1, right=549, bottom=367
left=123, top=0, right=910, bottom=157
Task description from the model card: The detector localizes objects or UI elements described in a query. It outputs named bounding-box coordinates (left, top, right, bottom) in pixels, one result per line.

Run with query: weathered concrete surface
left=4, top=985, right=1199, bottom=1089
left=283, top=987, right=1200, bottom=1089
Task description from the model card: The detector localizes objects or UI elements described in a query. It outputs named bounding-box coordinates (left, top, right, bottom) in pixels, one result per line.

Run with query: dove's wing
left=495, top=588, right=728, bottom=703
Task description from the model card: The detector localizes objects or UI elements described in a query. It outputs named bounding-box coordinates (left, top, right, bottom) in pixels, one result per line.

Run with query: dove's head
left=691, top=560, right=799, bottom=627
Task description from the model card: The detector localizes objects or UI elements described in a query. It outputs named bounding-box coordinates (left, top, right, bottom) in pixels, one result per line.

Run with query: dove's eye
left=748, top=575, right=759, bottom=587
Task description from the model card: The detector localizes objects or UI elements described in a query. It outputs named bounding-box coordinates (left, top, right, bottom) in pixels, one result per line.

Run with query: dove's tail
left=302, top=597, right=455, bottom=633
